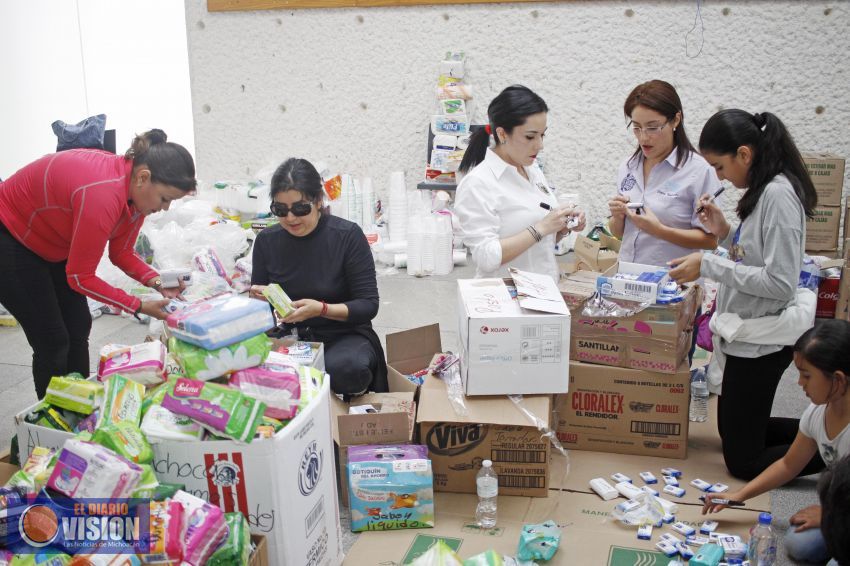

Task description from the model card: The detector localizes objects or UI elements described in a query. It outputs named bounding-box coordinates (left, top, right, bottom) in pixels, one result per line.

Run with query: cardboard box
left=15, top=379, right=342, bottom=566
left=249, top=534, right=269, bottom=566
left=803, top=153, right=845, bottom=207
left=342, top=490, right=760, bottom=565
left=457, top=276, right=570, bottom=395
left=564, top=283, right=700, bottom=374
left=417, top=375, right=551, bottom=497
left=574, top=234, right=619, bottom=272
left=845, top=199, right=850, bottom=244
left=806, top=205, right=841, bottom=251
left=554, top=361, right=690, bottom=458
left=331, top=391, right=416, bottom=506
left=385, top=323, right=442, bottom=395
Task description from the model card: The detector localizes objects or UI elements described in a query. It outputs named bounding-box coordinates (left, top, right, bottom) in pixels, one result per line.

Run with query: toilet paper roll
left=453, top=249, right=468, bottom=266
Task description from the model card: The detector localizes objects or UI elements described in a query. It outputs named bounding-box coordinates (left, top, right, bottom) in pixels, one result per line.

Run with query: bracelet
left=320, top=301, right=328, bottom=317
left=527, top=225, right=543, bottom=243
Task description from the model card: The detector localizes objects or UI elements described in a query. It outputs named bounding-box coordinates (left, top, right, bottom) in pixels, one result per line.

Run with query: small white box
left=655, top=540, right=678, bottom=557
left=457, top=274, right=570, bottom=395
left=611, top=472, right=632, bottom=484
left=700, top=520, right=719, bottom=534
left=589, top=478, right=618, bottom=501
left=615, top=481, right=642, bottom=500
left=640, top=485, right=659, bottom=497
left=660, top=533, right=682, bottom=544
left=690, top=478, right=713, bottom=492
left=663, top=475, right=680, bottom=487
left=639, top=471, right=658, bottom=484
left=663, top=485, right=686, bottom=498
left=675, top=541, right=695, bottom=560
left=661, top=467, right=682, bottom=477
left=637, top=523, right=652, bottom=540
left=710, top=482, right=729, bottom=493
left=671, top=521, right=696, bottom=536
left=596, top=261, right=672, bottom=303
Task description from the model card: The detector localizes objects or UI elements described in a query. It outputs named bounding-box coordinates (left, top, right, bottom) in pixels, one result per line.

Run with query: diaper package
left=172, top=490, right=228, bottom=566
left=92, top=422, right=153, bottom=464
left=261, top=283, right=296, bottom=318
left=47, top=439, right=142, bottom=499
left=44, top=374, right=103, bottom=415
left=140, top=404, right=205, bottom=443
left=168, top=333, right=271, bottom=381
left=98, top=341, right=167, bottom=385
left=165, top=294, right=274, bottom=350
left=229, top=353, right=301, bottom=420
left=207, top=512, right=251, bottom=566
left=161, top=378, right=266, bottom=443
left=348, top=444, right=435, bottom=532
left=97, top=374, right=145, bottom=428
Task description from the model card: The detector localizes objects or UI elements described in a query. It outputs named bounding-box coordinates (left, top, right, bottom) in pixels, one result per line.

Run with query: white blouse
left=454, top=148, right=559, bottom=282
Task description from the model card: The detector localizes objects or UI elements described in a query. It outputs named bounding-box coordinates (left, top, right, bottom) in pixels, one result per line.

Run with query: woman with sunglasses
left=608, top=80, right=721, bottom=267
left=249, top=158, right=387, bottom=396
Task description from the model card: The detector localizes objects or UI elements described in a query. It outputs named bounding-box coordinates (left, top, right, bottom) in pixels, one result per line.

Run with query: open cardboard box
left=417, top=374, right=551, bottom=497
left=385, top=323, right=443, bottom=395
left=574, top=233, right=619, bottom=272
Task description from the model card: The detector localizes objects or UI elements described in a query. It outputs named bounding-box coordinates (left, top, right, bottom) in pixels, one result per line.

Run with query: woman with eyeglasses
left=454, top=84, right=586, bottom=283
left=608, top=80, right=721, bottom=267
left=249, top=158, right=387, bottom=396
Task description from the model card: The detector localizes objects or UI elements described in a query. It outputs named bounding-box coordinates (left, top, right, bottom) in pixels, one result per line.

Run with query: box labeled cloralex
left=457, top=273, right=570, bottom=395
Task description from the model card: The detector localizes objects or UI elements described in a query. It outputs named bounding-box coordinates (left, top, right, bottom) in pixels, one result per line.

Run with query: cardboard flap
left=386, top=323, right=442, bottom=371
left=332, top=391, right=415, bottom=445
left=510, top=268, right=569, bottom=315
left=416, top=375, right=550, bottom=427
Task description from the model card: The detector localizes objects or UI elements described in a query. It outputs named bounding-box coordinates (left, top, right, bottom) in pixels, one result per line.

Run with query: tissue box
left=165, top=295, right=274, bottom=350
left=348, top=445, right=434, bottom=532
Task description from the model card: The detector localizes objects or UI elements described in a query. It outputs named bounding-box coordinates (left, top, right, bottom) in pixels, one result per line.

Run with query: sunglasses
left=270, top=201, right=314, bottom=217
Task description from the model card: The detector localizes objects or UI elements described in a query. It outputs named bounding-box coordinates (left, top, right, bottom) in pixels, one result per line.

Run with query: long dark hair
left=818, top=454, right=850, bottom=565
left=458, top=85, right=548, bottom=174
left=624, top=80, right=695, bottom=168
left=270, top=158, right=324, bottom=207
left=793, top=319, right=850, bottom=398
left=698, top=109, right=817, bottom=221
left=125, top=129, right=196, bottom=192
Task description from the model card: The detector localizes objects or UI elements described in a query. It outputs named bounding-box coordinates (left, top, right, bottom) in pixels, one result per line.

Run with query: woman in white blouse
left=454, top=85, right=585, bottom=283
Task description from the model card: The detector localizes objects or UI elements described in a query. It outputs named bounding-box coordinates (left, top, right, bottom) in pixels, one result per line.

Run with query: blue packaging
left=165, top=295, right=274, bottom=350
left=347, top=445, right=434, bottom=532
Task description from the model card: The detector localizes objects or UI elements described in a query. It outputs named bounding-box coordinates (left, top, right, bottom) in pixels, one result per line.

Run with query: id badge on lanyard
left=730, top=225, right=744, bottom=263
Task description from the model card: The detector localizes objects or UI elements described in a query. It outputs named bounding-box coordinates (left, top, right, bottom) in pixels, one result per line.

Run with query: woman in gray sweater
left=669, top=109, right=821, bottom=480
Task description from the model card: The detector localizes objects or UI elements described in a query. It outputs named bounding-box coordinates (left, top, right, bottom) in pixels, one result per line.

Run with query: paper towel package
left=165, top=295, right=274, bottom=350
left=47, top=439, right=142, bottom=499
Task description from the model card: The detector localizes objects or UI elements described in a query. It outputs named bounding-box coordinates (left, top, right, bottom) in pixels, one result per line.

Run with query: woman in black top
left=249, top=158, right=388, bottom=395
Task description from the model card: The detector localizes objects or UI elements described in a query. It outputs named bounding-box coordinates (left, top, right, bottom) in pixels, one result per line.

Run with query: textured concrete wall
left=184, top=0, right=848, bottom=223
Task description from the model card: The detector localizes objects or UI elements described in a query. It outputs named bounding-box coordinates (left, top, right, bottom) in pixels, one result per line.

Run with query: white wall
left=0, top=0, right=194, bottom=179
left=183, top=0, right=849, bottom=223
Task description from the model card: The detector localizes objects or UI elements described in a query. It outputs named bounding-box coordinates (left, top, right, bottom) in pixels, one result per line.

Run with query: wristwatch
left=150, top=278, right=163, bottom=291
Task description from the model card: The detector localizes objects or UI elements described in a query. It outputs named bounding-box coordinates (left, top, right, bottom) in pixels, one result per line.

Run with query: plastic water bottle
left=747, top=512, right=778, bottom=565
left=475, top=460, right=498, bottom=528
left=689, top=367, right=709, bottom=423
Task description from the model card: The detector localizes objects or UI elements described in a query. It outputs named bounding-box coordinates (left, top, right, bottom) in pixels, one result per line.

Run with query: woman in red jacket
left=0, top=129, right=196, bottom=397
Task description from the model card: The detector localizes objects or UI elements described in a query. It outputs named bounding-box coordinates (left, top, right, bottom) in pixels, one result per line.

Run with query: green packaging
left=262, top=283, right=295, bottom=317
left=168, top=334, right=271, bottom=381
left=97, top=374, right=144, bottom=428
left=43, top=374, right=103, bottom=415
left=207, top=512, right=251, bottom=566
left=131, top=464, right=160, bottom=499
left=141, top=381, right=170, bottom=418
left=152, top=482, right=185, bottom=501
left=24, top=405, right=73, bottom=432
left=92, top=422, right=154, bottom=464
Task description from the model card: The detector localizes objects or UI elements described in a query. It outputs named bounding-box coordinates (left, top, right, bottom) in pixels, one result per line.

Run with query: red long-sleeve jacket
left=0, top=149, right=157, bottom=313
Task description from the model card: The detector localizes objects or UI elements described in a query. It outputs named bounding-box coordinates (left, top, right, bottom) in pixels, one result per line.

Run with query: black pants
left=719, top=346, right=825, bottom=480
left=324, top=333, right=378, bottom=397
left=0, top=223, right=91, bottom=398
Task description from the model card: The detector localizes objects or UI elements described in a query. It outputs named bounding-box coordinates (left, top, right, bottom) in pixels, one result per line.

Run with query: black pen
left=696, top=186, right=726, bottom=214
left=540, top=202, right=552, bottom=210
left=699, top=495, right=745, bottom=507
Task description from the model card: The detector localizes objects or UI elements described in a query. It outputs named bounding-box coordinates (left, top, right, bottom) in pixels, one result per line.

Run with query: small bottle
left=475, top=459, right=498, bottom=528
left=747, top=512, right=778, bottom=565
left=689, top=367, right=709, bottom=423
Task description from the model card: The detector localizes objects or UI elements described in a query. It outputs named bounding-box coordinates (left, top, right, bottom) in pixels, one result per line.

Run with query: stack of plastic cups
left=433, top=214, right=454, bottom=275
left=406, top=214, right=423, bottom=276
left=361, top=177, right=374, bottom=229
left=420, top=215, right=436, bottom=275
left=388, top=172, right=408, bottom=243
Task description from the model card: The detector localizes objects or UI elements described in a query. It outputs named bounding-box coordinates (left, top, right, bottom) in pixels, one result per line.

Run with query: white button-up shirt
left=617, top=148, right=720, bottom=267
left=455, top=148, right=559, bottom=281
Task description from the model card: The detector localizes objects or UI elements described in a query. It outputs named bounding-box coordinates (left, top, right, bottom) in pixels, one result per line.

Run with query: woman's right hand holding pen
left=536, top=207, right=573, bottom=237
left=696, top=194, right=731, bottom=240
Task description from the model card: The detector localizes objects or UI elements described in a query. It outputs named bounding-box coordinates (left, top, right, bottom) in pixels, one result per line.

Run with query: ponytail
left=458, top=127, right=491, bottom=174
left=125, top=129, right=196, bottom=193
left=458, top=85, right=548, bottom=175
left=699, top=109, right=817, bottom=220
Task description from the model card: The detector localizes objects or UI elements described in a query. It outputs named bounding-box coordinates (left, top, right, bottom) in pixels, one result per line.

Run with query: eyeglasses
left=270, top=201, right=314, bottom=217
left=628, top=121, right=670, bottom=138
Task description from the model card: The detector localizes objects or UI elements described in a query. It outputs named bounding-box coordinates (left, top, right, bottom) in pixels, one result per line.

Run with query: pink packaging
left=165, top=499, right=186, bottom=562
left=229, top=352, right=302, bottom=420
left=98, top=341, right=167, bottom=385
left=172, top=490, right=228, bottom=566
left=192, top=246, right=233, bottom=286
left=47, top=439, right=142, bottom=499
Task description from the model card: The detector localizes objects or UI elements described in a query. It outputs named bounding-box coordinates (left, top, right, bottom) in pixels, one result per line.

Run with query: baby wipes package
left=97, top=374, right=144, bottom=428
left=207, top=512, right=251, bottom=566
left=168, top=333, right=270, bottom=381
left=47, top=439, right=142, bottom=499
left=348, top=444, right=434, bottom=532
left=161, top=378, right=266, bottom=443
left=140, top=404, right=205, bottom=443
left=44, top=374, right=104, bottom=415
left=172, top=490, right=228, bottom=566
left=229, top=352, right=301, bottom=420
left=92, top=422, right=153, bottom=465
left=165, top=294, right=274, bottom=350
left=262, top=283, right=295, bottom=318
left=97, top=341, right=167, bottom=385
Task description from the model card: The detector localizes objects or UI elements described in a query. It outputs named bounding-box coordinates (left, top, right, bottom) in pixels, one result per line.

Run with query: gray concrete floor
left=0, top=264, right=821, bottom=564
